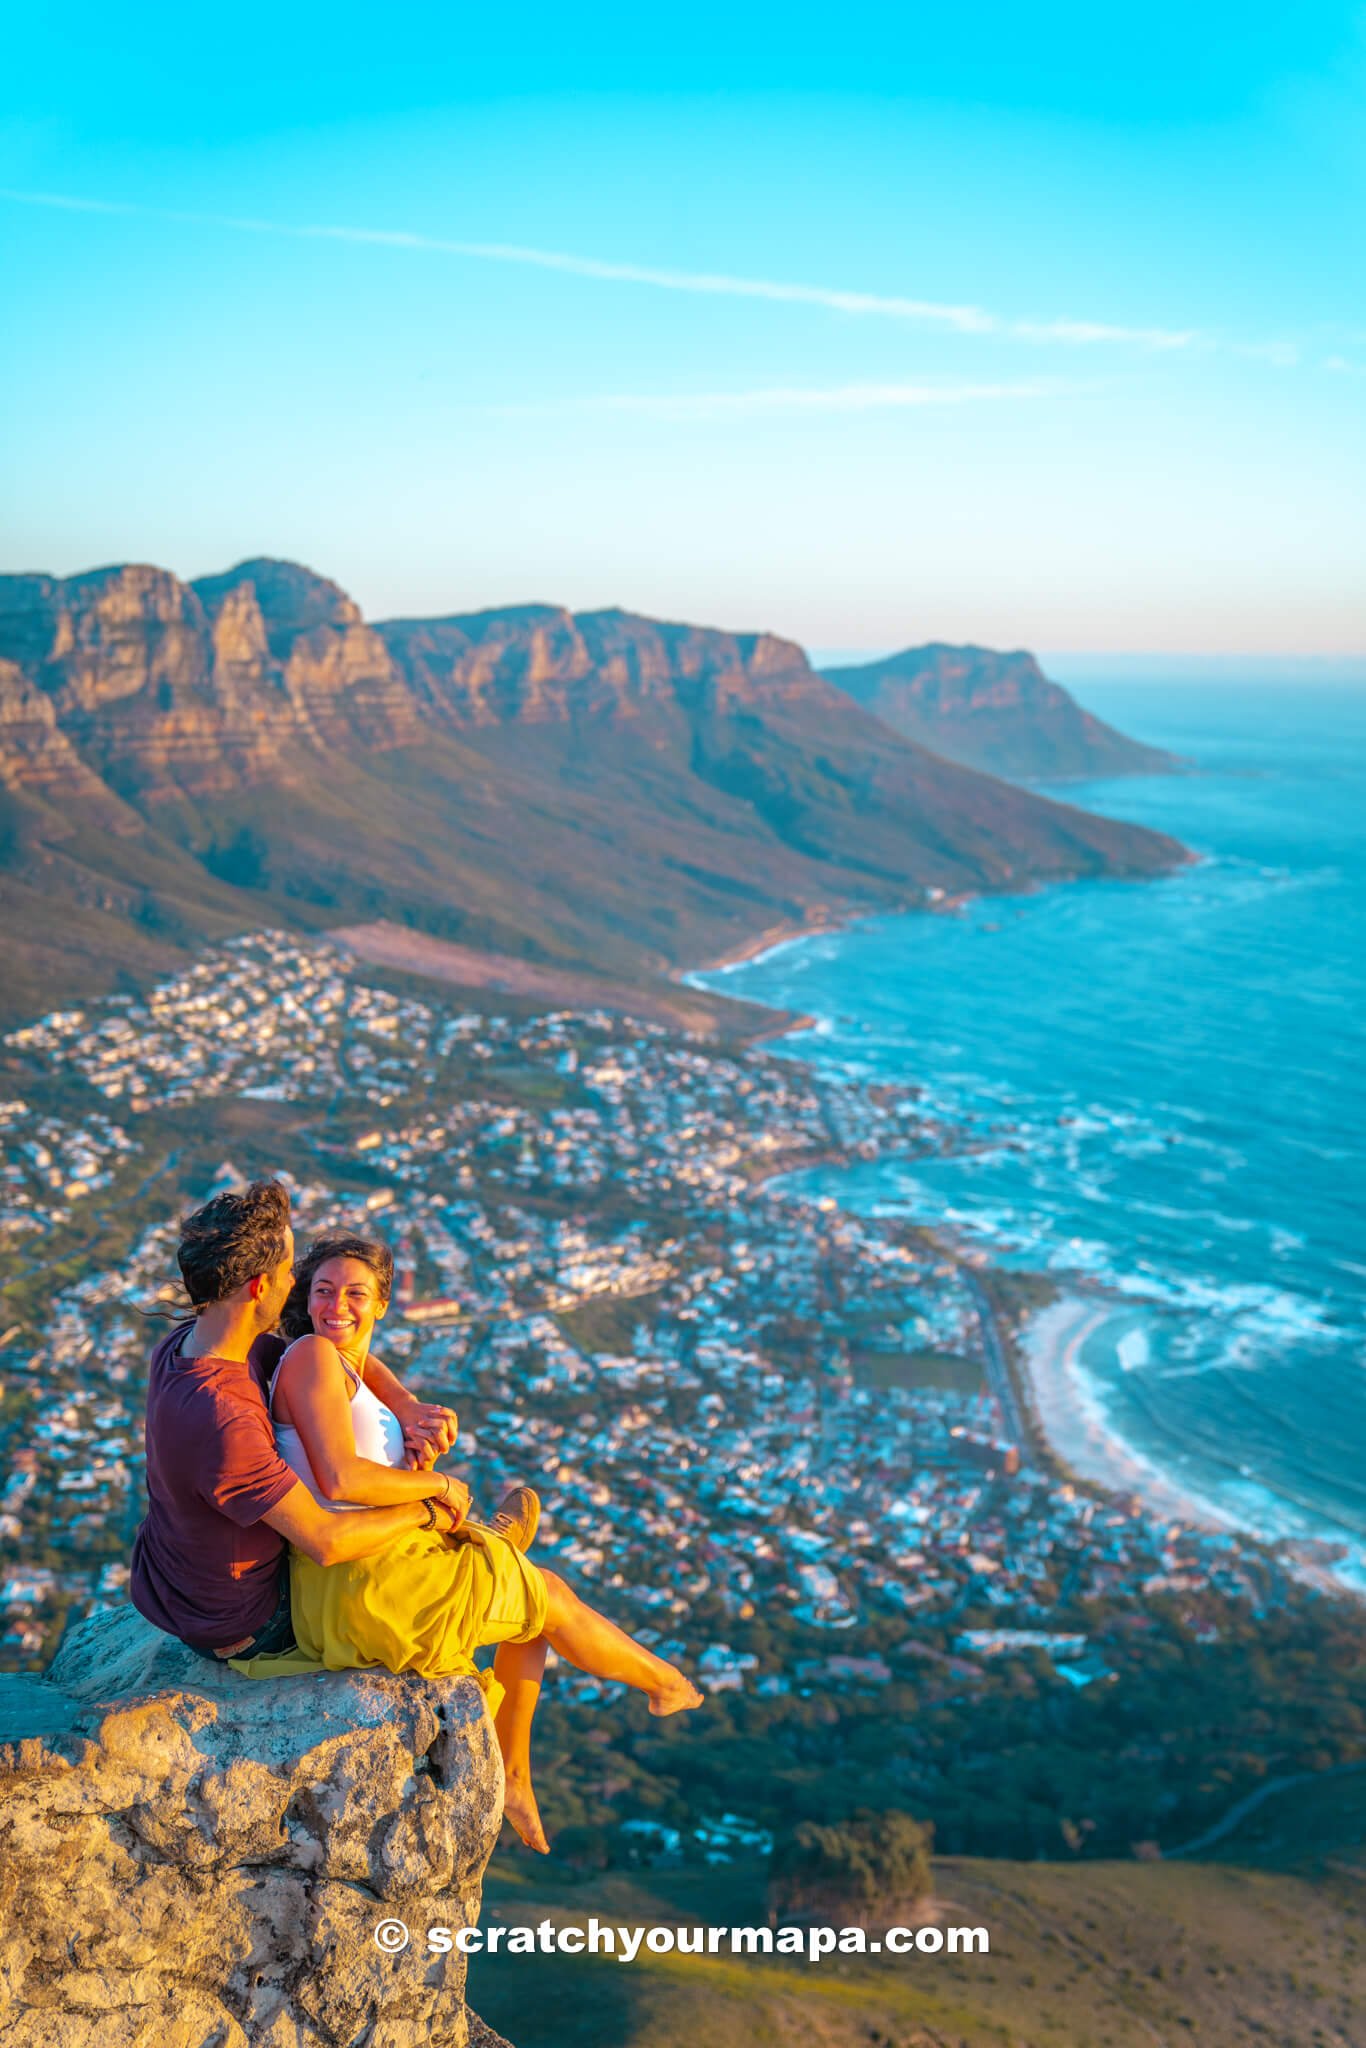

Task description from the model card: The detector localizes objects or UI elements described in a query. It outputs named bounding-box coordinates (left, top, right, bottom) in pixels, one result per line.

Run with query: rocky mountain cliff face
left=0, top=559, right=1189, bottom=1022
left=822, top=643, right=1183, bottom=782
left=0, top=1604, right=513, bottom=2048
left=381, top=605, right=819, bottom=729
left=0, top=655, right=137, bottom=825
left=0, top=567, right=850, bottom=818
left=0, top=560, right=424, bottom=806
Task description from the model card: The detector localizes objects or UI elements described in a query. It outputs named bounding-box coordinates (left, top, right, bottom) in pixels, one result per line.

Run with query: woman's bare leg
left=538, top=1570, right=703, bottom=1716
left=493, top=1637, right=548, bottom=1854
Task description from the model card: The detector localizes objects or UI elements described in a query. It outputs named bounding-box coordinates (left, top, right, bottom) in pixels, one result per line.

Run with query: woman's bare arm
left=275, top=1336, right=466, bottom=1511
left=361, top=1350, right=459, bottom=1468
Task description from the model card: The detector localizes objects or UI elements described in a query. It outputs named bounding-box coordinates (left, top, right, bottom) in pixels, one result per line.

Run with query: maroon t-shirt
left=130, top=1323, right=295, bottom=1650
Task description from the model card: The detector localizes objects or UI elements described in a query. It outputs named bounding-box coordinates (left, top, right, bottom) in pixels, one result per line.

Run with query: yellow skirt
left=232, top=1523, right=549, bottom=1709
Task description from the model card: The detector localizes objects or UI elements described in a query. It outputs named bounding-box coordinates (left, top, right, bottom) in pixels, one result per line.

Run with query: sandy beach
left=685, top=891, right=972, bottom=979
left=1018, top=1298, right=1242, bottom=1530
left=683, top=909, right=854, bottom=977
left=1019, top=1296, right=1366, bottom=1602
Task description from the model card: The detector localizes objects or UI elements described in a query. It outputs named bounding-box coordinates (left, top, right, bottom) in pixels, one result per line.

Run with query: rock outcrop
left=0, top=1606, right=513, bottom=2048
left=822, top=643, right=1184, bottom=783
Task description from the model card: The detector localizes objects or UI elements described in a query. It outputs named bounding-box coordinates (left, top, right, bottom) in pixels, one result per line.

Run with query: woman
left=240, top=1230, right=701, bottom=1853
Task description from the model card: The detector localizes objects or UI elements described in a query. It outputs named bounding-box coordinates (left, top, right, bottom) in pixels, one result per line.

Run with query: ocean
left=692, top=680, right=1366, bottom=1591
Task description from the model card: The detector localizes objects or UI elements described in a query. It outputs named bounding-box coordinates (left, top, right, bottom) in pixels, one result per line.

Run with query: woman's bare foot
left=647, top=1666, right=704, bottom=1717
left=503, top=1769, right=550, bottom=1854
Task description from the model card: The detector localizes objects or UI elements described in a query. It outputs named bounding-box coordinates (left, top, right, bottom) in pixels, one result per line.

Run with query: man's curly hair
left=176, top=1179, right=292, bottom=1310
left=279, top=1233, right=394, bottom=1341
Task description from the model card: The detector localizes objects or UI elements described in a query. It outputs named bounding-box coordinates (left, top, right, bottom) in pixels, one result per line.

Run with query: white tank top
left=269, top=1340, right=407, bottom=1513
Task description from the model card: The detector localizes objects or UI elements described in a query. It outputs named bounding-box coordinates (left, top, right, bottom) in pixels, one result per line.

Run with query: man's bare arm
left=261, top=1481, right=462, bottom=1568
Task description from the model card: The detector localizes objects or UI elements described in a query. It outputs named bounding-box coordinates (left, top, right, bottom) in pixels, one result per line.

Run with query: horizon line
left=1, top=554, right=1362, bottom=666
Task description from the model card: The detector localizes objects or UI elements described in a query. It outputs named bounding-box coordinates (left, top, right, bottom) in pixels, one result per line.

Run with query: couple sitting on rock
left=130, top=1178, right=701, bottom=1853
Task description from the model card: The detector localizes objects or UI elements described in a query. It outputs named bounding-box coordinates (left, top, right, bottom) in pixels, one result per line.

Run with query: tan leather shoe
left=489, top=1484, right=541, bottom=1552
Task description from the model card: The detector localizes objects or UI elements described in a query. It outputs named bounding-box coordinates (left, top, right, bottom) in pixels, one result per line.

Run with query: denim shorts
left=190, top=1569, right=295, bottom=1663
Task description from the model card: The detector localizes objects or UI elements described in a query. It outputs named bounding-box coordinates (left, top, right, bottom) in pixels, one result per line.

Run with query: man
left=130, top=1178, right=476, bottom=1660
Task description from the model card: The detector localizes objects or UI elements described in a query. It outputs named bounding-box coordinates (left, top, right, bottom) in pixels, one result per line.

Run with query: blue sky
left=3, top=2, right=1363, bottom=656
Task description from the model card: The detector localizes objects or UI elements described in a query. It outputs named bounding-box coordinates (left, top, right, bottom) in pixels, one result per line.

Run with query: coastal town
left=0, top=932, right=1300, bottom=1709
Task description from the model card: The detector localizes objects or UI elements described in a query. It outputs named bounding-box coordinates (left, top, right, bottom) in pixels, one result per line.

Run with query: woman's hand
left=397, top=1400, right=459, bottom=1471
left=432, top=1478, right=471, bottom=1534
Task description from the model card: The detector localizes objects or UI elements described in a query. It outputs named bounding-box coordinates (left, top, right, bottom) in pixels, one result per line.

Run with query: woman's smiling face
left=308, top=1255, right=387, bottom=1358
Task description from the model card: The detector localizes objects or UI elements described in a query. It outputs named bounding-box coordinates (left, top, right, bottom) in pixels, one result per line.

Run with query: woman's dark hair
left=176, top=1179, right=291, bottom=1309
left=279, top=1232, right=394, bottom=1341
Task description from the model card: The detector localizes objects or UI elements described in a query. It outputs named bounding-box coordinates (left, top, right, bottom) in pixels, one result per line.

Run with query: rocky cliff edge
left=0, top=1605, right=514, bottom=2048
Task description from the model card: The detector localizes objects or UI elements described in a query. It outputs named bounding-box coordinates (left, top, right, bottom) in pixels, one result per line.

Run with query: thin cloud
left=1, top=189, right=136, bottom=216
left=2, top=185, right=1206, bottom=352
left=1013, top=317, right=1199, bottom=351
left=1231, top=339, right=1301, bottom=368
left=308, top=225, right=1001, bottom=334
left=496, top=379, right=1090, bottom=418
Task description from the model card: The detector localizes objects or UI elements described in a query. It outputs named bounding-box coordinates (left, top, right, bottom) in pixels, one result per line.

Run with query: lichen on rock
left=0, top=1605, right=512, bottom=2047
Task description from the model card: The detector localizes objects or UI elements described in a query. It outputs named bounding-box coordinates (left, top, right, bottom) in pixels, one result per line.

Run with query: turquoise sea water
left=693, top=683, right=1366, bottom=1582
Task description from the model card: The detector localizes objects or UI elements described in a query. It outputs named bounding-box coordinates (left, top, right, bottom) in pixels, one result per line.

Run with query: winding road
left=1162, top=1757, right=1366, bottom=1859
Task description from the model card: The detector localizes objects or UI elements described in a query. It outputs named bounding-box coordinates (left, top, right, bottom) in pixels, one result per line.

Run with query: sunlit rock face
left=0, top=562, right=425, bottom=803
left=0, top=1605, right=514, bottom=2048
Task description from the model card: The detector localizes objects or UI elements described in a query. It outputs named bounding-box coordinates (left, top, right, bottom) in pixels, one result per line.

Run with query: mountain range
left=0, top=558, right=1188, bottom=1025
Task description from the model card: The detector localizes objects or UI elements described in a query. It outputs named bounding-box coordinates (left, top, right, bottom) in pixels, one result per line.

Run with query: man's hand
left=397, top=1400, right=459, bottom=1471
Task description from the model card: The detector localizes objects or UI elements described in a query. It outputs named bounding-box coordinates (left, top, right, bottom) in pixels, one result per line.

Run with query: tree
left=769, top=1809, right=933, bottom=1919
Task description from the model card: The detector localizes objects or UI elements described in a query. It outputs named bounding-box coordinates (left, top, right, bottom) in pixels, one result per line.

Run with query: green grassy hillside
left=472, top=1852, right=1365, bottom=2048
